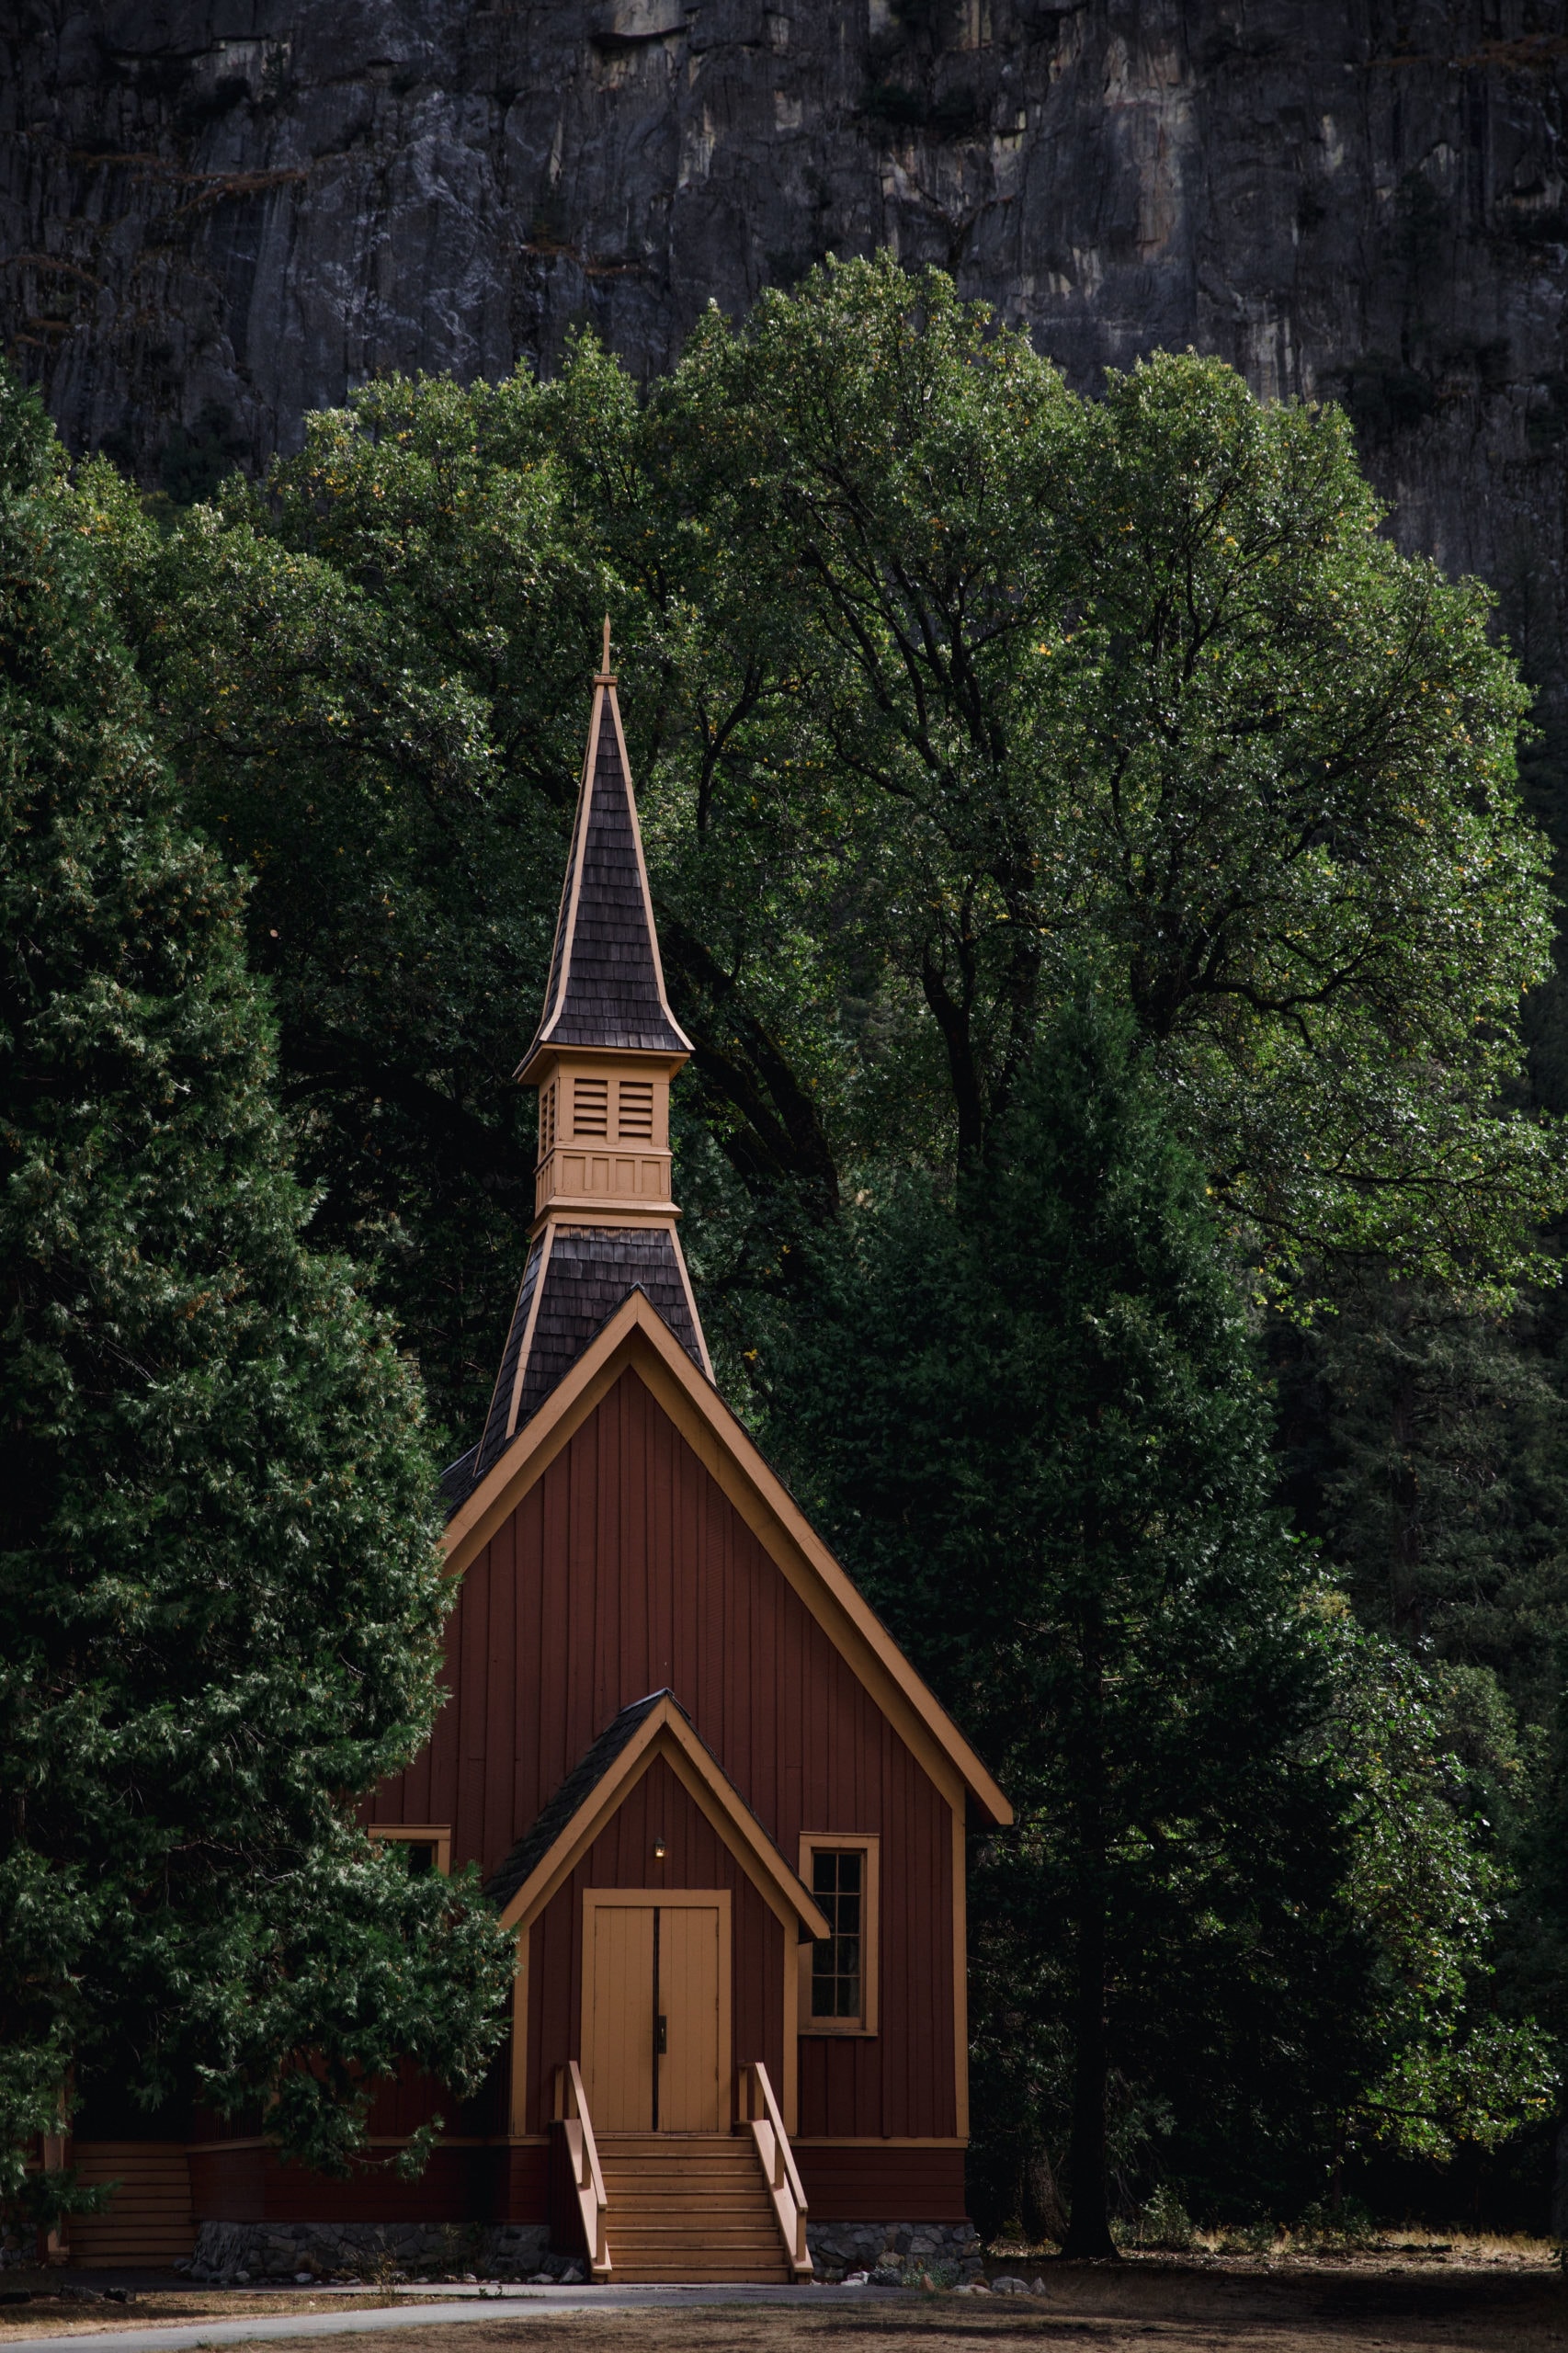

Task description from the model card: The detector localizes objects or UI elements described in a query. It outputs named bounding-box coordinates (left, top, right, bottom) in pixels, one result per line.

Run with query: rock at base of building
left=189, top=2220, right=553, bottom=2282
left=805, top=2221, right=983, bottom=2284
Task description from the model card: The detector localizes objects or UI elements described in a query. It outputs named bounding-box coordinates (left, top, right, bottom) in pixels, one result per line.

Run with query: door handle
left=654, top=2014, right=667, bottom=2055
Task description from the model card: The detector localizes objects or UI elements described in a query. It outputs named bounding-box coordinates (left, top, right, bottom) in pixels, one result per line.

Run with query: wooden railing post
left=739, top=2062, right=812, bottom=2278
left=552, top=2062, right=610, bottom=2279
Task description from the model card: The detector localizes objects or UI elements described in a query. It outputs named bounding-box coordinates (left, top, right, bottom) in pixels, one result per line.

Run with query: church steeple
left=519, top=620, right=690, bottom=1076
left=443, top=633, right=710, bottom=1511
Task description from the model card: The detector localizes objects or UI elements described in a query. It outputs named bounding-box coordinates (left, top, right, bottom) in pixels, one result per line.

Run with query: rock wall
left=2, top=1, right=1565, bottom=612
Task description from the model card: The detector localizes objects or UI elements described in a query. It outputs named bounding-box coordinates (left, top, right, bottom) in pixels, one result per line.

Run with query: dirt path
left=239, top=2279, right=1564, bottom=2353
left=1, top=2268, right=1563, bottom=2353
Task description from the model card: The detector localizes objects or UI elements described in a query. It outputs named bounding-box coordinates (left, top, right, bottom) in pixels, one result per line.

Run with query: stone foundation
left=190, top=2221, right=558, bottom=2283
left=805, top=2221, right=983, bottom=2285
left=193, top=2215, right=978, bottom=2287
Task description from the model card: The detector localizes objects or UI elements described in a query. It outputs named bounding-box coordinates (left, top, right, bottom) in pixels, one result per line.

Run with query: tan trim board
left=445, top=1296, right=1011, bottom=1827
left=603, top=686, right=691, bottom=1050
left=444, top=1314, right=647, bottom=1568
left=532, top=689, right=603, bottom=1056
left=507, top=1930, right=529, bottom=2138
left=797, top=1833, right=880, bottom=2038
left=503, top=1223, right=554, bottom=1443
left=670, top=1222, right=715, bottom=1382
left=369, top=1824, right=451, bottom=1876
left=951, top=1802, right=969, bottom=2141
left=791, top=2137, right=968, bottom=2148
left=494, top=1696, right=830, bottom=1943
left=781, top=1889, right=799, bottom=2138
left=189, top=2133, right=562, bottom=2153
left=472, top=1262, right=532, bottom=1483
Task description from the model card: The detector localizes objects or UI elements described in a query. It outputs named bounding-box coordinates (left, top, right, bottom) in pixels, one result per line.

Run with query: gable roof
left=485, top=1689, right=833, bottom=1939
left=518, top=676, right=690, bottom=1074
left=445, top=1292, right=1013, bottom=1829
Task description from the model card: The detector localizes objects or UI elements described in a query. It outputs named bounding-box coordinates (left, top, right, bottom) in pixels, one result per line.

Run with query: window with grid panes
left=810, top=1849, right=863, bottom=2020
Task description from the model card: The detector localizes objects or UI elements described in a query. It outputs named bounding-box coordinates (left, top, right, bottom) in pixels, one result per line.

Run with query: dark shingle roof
left=484, top=1690, right=670, bottom=1911
left=439, top=1445, right=479, bottom=1511
left=443, top=1226, right=705, bottom=1518
left=524, top=710, right=688, bottom=1063
left=518, top=1226, right=701, bottom=1427
left=469, top=1236, right=547, bottom=1488
left=483, top=1688, right=816, bottom=1931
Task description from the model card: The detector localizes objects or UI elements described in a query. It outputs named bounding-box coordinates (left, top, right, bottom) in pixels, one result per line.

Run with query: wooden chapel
left=66, top=645, right=1012, bottom=2284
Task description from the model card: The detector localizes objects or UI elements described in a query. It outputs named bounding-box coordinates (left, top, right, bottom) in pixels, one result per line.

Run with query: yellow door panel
left=658, top=1904, right=722, bottom=2132
left=585, top=1901, right=654, bottom=2131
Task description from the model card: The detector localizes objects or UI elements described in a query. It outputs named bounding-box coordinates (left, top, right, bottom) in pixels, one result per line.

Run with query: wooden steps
left=597, top=2134, right=790, bottom=2283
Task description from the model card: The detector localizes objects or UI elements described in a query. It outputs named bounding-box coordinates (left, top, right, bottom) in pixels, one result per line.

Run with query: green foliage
left=1321, top=1628, right=1556, bottom=2162
left=0, top=369, right=515, bottom=2218
left=1119, top=2184, right=1197, bottom=2252
left=760, top=998, right=1369, bottom=2248
left=1278, top=1279, right=1568, bottom=1723
left=1292, top=2194, right=1380, bottom=2251
left=85, top=256, right=1561, bottom=1438
left=668, top=260, right=1556, bottom=1297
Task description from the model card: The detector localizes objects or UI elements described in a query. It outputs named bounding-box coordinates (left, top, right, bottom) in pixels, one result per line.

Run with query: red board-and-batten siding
left=373, top=1366, right=961, bottom=2148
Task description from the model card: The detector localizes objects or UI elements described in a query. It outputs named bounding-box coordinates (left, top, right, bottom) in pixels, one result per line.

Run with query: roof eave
left=444, top=1292, right=1014, bottom=1830
left=514, top=1040, right=691, bottom=1087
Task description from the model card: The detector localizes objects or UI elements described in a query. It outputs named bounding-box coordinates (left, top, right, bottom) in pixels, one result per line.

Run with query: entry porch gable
left=488, top=1691, right=828, bottom=2137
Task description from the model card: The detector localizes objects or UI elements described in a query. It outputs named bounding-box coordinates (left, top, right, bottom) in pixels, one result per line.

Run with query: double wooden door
left=582, top=1892, right=731, bottom=2132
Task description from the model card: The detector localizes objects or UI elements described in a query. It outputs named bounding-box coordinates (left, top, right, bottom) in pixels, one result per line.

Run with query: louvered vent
left=573, top=1077, right=609, bottom=1137
left=619, top=1081, right=654, bottom=1141
left=539, top=1080, right=558, bottom=1158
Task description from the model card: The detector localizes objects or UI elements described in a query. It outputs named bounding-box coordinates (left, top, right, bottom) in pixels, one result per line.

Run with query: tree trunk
left=1550, top=2116, right=1568, bottom=2254
left=1063, top=1598, right=1117, bottom=2260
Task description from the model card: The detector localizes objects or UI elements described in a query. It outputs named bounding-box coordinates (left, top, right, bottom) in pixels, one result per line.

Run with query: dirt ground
left=0, top=2256, right=1563, bottom=2353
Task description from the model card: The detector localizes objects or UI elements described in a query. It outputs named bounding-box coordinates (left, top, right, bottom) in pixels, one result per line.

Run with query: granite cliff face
left=3, top=2, right=1566, bottom=616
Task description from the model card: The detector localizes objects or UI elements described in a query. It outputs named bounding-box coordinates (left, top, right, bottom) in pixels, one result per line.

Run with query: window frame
left=797, top=1833, right=880, bottom=2038
left=369, top=1823, right=452, bottom=1877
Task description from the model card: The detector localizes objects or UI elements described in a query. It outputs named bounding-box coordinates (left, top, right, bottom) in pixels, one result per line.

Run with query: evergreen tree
left=0, top=373, right=514, bottom=2227
left=1272, top=1277, right=1568, bottom=1726
left=762, top=999, right=1369, bottom=2251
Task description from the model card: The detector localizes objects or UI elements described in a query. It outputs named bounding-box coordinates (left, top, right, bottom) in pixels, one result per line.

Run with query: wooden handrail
left=738, top=2061, right=812, bottom=2277
left=553, top=2062, right=610, bottom=2279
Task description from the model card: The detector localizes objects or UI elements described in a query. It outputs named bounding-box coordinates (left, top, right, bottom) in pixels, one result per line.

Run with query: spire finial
left=597, top=614, right=615, bottom=683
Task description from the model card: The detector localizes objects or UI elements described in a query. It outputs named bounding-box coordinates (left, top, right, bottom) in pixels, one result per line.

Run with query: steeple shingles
left=524, top=711, right=689, bottom=1067
left=442, top=650, right=710, bottom=1520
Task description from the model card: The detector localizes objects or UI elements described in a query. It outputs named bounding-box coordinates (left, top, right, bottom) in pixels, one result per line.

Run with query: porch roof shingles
left=483, top=1688, right=811, bottom=1926
left=484, top=1690, right=668, bottom=1912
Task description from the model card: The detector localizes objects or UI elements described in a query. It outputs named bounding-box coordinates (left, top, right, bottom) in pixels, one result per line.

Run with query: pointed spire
left=517, top=623, right=690, bottom=1080
left=441, top=634, right=710, bottom=1515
